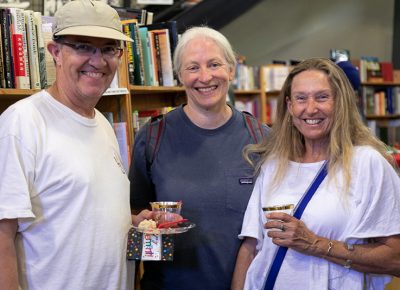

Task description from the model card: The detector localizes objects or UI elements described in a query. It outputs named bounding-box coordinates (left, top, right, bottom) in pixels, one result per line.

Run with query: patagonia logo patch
left=239, top=177, right=253, bottom=185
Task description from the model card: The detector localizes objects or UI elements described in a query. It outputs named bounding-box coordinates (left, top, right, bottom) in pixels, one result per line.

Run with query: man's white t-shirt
left=0, top=91, right=133, bottom=290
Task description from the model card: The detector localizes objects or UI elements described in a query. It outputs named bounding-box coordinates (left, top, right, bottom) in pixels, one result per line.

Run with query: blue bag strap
left=263, top=161, right=328, bottom=290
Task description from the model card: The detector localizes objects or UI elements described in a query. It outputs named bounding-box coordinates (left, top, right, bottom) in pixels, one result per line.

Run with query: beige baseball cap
left=53, top=0, right=132, bottom=42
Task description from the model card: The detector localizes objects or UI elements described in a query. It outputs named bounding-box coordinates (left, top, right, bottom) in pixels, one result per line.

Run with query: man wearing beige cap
left=0, top=1, right=134, bottom=289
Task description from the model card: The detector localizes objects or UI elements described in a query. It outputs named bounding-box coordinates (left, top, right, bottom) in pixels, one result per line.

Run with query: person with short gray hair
left=130, top=25, right=269, bottom=290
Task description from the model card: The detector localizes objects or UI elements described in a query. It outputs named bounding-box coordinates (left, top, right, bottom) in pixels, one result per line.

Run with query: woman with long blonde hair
left=232, top=58, right=400, bottom=290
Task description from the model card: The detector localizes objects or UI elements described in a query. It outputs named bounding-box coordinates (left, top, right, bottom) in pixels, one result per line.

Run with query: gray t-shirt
left=129, top=105, right=269, bottom=290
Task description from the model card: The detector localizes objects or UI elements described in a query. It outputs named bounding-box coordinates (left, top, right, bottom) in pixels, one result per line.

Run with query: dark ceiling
left=143, top=0, right=262, bottom=33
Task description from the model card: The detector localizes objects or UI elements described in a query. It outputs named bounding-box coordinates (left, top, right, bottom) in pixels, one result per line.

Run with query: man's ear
left=47, top=41, right=62, bottom=65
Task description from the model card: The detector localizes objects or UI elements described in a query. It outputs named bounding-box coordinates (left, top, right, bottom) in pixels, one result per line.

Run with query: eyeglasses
left=60, top=41, right=123, bottom=58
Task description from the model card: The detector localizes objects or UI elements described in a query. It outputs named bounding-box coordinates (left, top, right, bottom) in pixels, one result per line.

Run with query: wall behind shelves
left=221, top=0, right=394, bottom=65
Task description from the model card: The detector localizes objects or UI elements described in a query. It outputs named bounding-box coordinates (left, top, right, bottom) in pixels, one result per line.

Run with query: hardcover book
left=33, top=12, right=47, bottom=88
left=9, top=7, right=30, bottom=89
left=24, top=10, right=41, bottom=89
left=41, top=17, right=56, bottom=87
left=139, top=26, right=154, bottom=86
left=0, top=18, right=5, bottom=88
left=144, top=21, right=178, bottom=60
left=121, top=22, right=135, bottom=85
left=151, top=29, right=174, bottom=86
left=129, top=21, right=145, bottom=86
left=1, top=9, right=15, bottom=88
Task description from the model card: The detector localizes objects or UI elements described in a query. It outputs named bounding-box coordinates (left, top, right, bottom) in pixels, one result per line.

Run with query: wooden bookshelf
left=0, top=88, right=39, bottom=97
left=234, top=89, right=261, bottom=95
left=0, top=89, right=40, bottom=112
left=365, top=114, right=400, bottom=120
left=361, top=82, right=400, bottom=120
left=362, top=81, right=400, bottom=86
left=361, top=81, right=400, bottom=146
left=233, top=66, right=269, bottom=124
left=130, top=85, right=186, bottom=111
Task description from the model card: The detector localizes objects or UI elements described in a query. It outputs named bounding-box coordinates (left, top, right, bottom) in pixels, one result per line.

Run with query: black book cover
left=1, top=9, right=15, bottom=88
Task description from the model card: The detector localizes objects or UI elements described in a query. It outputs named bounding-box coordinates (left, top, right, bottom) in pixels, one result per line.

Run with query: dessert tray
left=132, top=222, right=196, bottom=235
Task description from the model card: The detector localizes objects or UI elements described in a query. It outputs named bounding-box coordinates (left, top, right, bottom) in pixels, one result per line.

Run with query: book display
left=1, top=6, right=399, bottom=161
left=0, top=7, right=284, bottom=167
left=362, top=81, right=400, bottom=148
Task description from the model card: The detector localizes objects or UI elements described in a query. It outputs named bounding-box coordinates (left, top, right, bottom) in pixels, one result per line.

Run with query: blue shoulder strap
left=263, top=161, right=328, bottom=290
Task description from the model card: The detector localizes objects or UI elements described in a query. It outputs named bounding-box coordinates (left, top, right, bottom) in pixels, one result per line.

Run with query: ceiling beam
left=147, top=0, right=261, bottom=33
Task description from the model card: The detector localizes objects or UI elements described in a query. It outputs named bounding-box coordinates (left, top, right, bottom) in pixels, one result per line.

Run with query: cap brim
left=54, top=26, right=133, bottom=42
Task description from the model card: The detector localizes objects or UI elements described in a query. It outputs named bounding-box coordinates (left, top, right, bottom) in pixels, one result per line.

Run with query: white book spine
left=24, top=10, right=41, bottom=89
left=33, top=12, right=47, bottom=88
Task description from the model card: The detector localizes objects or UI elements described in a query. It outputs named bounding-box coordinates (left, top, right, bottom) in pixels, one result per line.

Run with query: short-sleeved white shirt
left=0, top=91, right=133, bottom=290
left=240, top=146, right=400, bottom=290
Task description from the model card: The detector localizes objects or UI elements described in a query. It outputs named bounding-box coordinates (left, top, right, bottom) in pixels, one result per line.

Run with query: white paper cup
left=262, top=204, right=294, bottom=231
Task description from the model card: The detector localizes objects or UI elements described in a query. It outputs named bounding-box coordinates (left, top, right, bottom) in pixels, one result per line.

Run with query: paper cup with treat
left=150, top=201, right=183, bottom=225
left=262, top=204, right=294, bottom=231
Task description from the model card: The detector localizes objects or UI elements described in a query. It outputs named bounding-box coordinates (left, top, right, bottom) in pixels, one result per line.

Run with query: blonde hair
left=244, top=57, right=394, bottom=191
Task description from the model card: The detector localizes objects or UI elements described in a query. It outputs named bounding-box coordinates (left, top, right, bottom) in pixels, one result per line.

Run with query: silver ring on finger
left=280, top=222, right=285, bottom=231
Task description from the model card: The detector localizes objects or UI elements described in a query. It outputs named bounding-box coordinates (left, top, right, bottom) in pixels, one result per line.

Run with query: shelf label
left=103, top=87, right=129, bottom=96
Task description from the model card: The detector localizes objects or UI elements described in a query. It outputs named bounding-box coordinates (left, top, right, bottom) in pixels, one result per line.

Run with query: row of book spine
left=121, top=20, right=178, bottom=87
left=233, top=63, right=260, bottom=91
left=0, top=8, right=48, bottom=89
left=357, top=57, right=394, bottom=83
left=263, top=64, right=291, bottom=92
left=0, top=7, right=173, bottom=90
left=367, top=119, right=400, bottom=148
left=234, top=98, right=261, bottom=120
left=362, top=86, right=400, bottom=116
